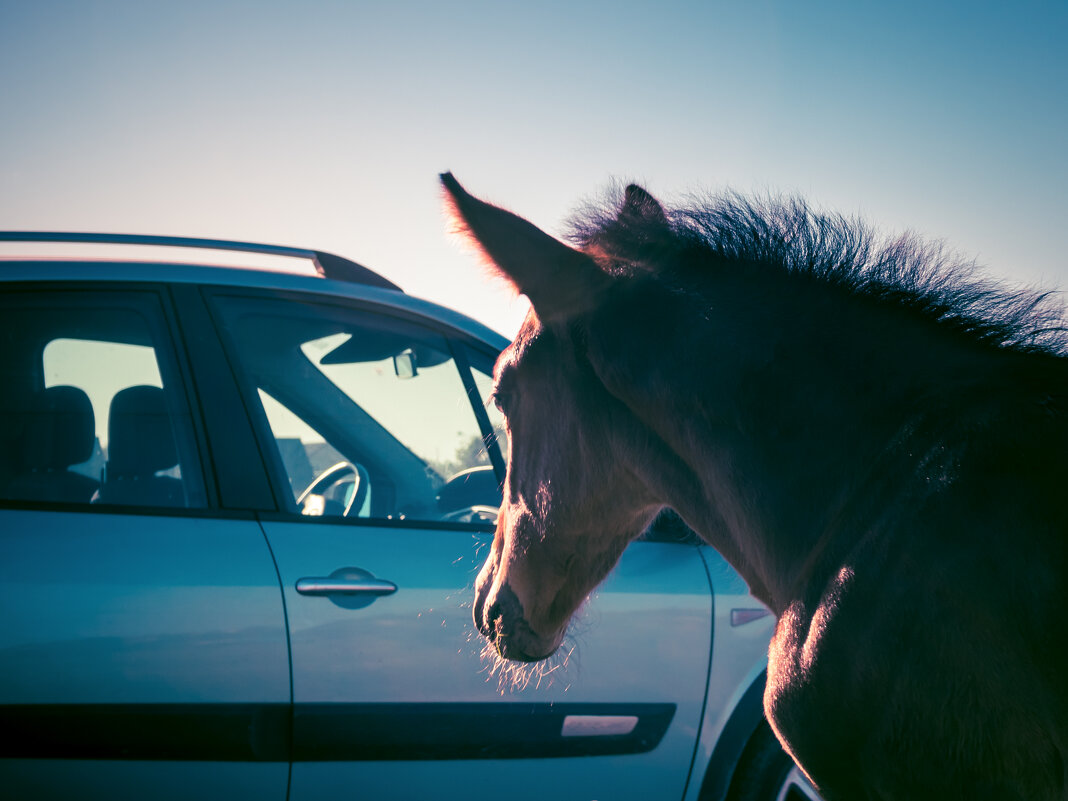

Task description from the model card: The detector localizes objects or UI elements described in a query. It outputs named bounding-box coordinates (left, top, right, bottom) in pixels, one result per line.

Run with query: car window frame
left=203, top=286, right=506, bottom=531
left=454, top=342, right=507, bottom=482
left=169, top=283, right=279, bottom=513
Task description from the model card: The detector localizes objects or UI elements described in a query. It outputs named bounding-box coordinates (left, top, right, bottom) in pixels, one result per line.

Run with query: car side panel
left=0, top=509, right=290, bottom=800
left=262, top=520, right=713, bottom=801
left=686, top=548, right=776, bottom=801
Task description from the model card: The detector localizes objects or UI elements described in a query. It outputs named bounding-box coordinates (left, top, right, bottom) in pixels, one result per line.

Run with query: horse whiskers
left=472, top=632, right=581, bottom=695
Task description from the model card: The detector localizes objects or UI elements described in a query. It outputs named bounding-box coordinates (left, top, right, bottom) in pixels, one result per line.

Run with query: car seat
left=1, top=385, right=99, bottom=503
left=97, top=385, right=185, bottom=507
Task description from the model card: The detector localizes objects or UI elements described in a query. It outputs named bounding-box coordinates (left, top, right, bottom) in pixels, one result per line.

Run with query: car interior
left=212, top=294, right=503, bottom=524
left=0, top=293, right=196, bottom=508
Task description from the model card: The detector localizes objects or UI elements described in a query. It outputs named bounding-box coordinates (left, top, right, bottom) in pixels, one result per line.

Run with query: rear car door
left=0, top=284, right=290, bottom=799
left=209, top=287, right=716, bottom=801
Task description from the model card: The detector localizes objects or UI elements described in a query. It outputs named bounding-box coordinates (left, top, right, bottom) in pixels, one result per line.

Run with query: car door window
left=0, top=290, right=205, bottom=508
left=211, top=294, right=501, bottom=524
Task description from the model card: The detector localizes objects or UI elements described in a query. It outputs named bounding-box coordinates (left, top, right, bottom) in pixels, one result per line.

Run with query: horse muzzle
left=474, top=580, right=561, bottom=662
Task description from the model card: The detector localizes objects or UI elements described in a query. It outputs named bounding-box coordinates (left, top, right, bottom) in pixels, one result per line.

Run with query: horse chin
left=492, top=624, right=564, bottom=663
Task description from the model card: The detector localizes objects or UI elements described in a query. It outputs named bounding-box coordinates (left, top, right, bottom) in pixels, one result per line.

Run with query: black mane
left=568, top=187, right=1068, bottom=356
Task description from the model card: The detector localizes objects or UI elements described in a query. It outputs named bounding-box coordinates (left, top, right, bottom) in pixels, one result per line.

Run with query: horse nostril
left=485, top=600, right=506, bottom=637
left=477, top=583, right=526, bottom=648
left=473, top=598, right=499, bottom=639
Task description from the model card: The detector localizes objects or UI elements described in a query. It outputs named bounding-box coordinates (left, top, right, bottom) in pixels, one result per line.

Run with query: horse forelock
left=566, top=186, right=1068, bottom=357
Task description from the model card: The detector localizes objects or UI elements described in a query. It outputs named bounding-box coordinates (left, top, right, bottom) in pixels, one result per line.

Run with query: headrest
left=21, top=385, right=96, bottom=470
left=106, top=385, right=177, bottom=476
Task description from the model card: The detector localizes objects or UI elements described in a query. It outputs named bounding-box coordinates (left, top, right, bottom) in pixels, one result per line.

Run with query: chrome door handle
left=296, top=577, right=397, bottom=595
left=296, top=567, right=397, bottom=597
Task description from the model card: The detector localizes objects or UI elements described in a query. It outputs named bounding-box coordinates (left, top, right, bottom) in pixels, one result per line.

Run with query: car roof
left=0, top=232, right=510, bottom=351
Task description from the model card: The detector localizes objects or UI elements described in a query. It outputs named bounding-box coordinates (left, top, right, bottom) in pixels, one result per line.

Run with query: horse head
left=442, top=173, right=673, bottom=661
left=441, top=174, right=1068, bottom=801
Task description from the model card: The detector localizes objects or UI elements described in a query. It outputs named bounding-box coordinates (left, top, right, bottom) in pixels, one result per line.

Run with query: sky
left=2, top=0, right=1065, bottom=339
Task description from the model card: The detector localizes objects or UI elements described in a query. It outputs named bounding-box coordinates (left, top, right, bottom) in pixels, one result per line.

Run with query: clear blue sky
left=2, top=0, right=1065, bottom=337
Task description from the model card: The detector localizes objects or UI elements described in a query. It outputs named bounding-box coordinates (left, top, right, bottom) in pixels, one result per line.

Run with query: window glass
left=43, top=338, right=166, bottom=480
left=0, top=291, right=204, bottom=508
left=214, top=295, right=501, bottom=525
left=258, top=389, right=358, bottom=514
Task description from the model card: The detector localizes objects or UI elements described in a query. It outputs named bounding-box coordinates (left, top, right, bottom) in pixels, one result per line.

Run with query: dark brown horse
left=443, top=173, right=1068, bottom=800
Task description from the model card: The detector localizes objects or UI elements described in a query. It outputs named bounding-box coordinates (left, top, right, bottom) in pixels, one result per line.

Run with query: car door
left=209, top=287, right=716, bottom=801
left=0, top=284, right=290, bottom=800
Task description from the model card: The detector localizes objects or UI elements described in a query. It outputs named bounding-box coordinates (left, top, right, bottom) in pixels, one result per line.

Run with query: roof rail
left=0, top=232, right=402, bottom=291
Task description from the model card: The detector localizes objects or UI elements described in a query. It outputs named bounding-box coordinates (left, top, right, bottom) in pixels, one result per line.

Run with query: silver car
left=0, top=233, right=814, bottom=801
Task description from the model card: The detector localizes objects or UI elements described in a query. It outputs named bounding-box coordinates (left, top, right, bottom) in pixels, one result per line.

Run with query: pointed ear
left=441, top=172, right=610, bottom=322
left=621, top=184, right=668, bottom=227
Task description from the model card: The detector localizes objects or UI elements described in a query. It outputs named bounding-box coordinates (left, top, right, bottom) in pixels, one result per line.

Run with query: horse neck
left=601, top=276, right=1026, bottom=613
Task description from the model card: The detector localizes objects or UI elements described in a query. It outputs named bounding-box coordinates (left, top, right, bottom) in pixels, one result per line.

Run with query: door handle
left=296, top=567, right=397, bottom=597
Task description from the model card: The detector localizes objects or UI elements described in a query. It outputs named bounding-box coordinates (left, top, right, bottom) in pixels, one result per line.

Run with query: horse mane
left=567, top=186, right=1068, bottom=357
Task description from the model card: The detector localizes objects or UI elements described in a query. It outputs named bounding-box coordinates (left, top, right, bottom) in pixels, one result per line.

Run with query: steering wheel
left=436, top=466, right=502, bottom=524
left=296, top=461, right=363, bottom=517
left=438, top=505, right=499, bottom=525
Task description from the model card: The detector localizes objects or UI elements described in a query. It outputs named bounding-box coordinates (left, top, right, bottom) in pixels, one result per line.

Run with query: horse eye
left=490, top=392, right=509, bottom=415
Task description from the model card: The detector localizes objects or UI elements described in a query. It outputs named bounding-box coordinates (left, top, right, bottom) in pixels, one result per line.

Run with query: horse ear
left=441, top=173, right=611, bottom=322
left=621, top=184, right=668, bottom=227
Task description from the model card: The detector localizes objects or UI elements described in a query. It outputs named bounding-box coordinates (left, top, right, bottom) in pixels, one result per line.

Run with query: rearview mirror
left=393, top=348, right=418, bottom=379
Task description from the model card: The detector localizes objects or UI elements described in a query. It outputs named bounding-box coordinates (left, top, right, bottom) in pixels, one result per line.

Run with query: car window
left=0, top=290, right=205, bottom=508
left=212, top=294, right=502, bottom=525
left=257, top=388, right=366, bottom=515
